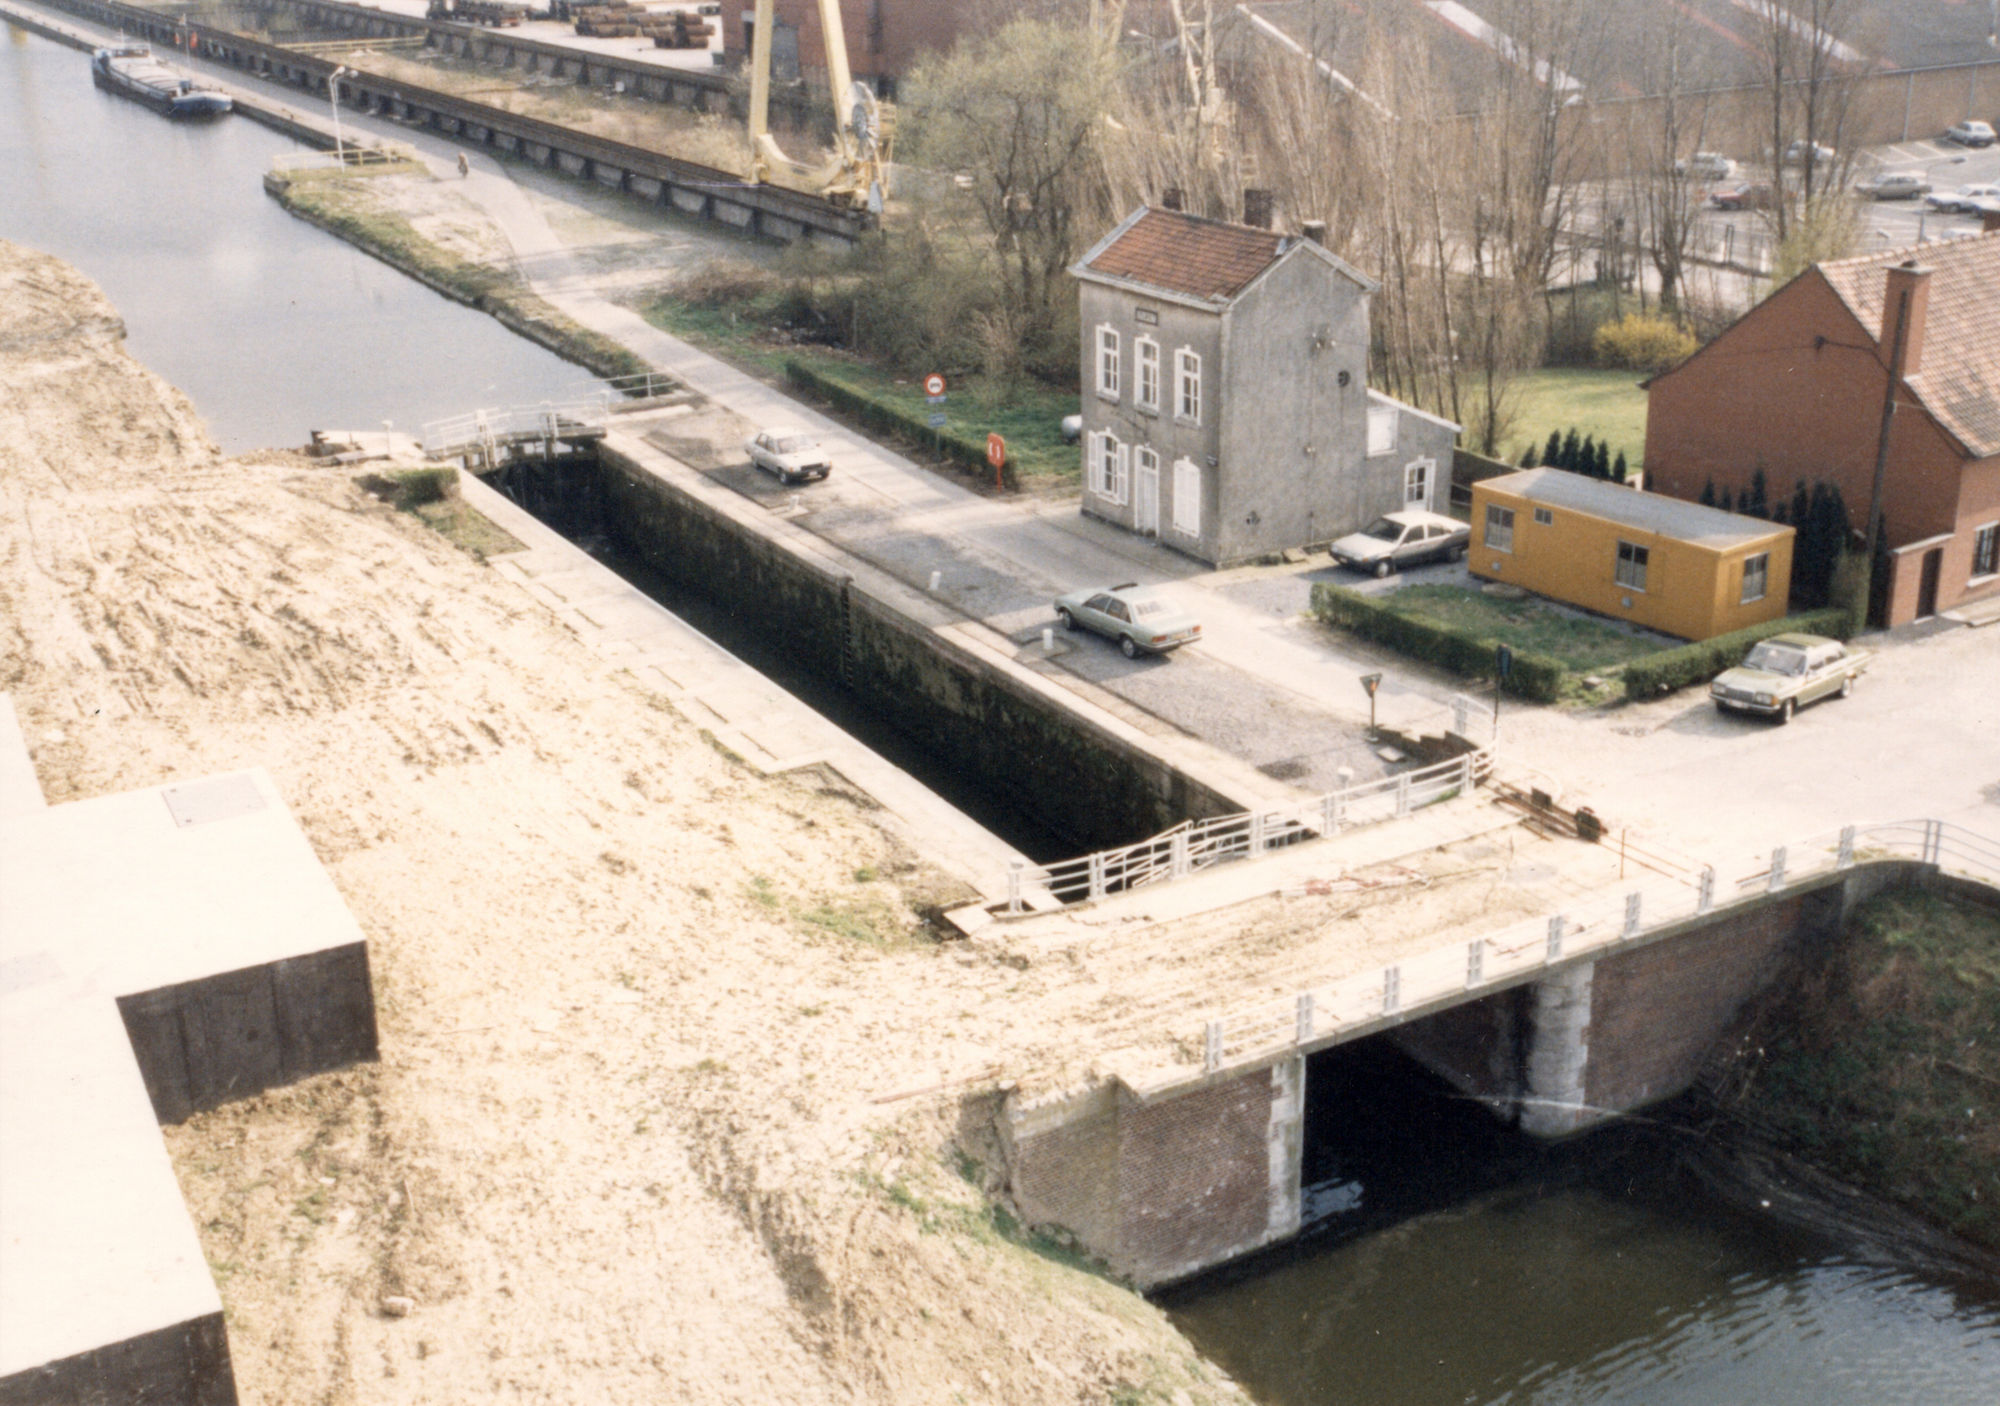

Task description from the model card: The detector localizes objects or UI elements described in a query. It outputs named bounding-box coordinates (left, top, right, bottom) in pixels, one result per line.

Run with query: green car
left=1710, top=633, right=1871, bottom=723
left=1054, top=583, right=1203, bottom=659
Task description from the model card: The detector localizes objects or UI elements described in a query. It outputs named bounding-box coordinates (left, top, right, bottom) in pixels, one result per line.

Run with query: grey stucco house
left=1070, top=206, right=1459, bottom=566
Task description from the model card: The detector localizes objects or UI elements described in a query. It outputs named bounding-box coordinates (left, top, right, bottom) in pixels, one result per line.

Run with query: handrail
left=421, top=397, right=612, bottom=456
left=1191, top=819, right=1999, bottom=1078
left=1001, top=693, right=1496, bottom=914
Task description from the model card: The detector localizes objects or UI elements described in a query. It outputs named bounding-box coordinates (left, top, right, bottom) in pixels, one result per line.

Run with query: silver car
left=1329, top=509, right=1471, bottom=578
left=1053, top=583, right=1202, bottom=659
left=1856, top=170, right=1930, bottom=200
left=1710, top=633, right=1871, bottom=723
left=744, top=428, right=832, bottom=484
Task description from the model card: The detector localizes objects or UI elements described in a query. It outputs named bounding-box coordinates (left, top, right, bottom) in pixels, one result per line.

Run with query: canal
left=5, top=15, right=1997, bottom=1402
left=0, top=21, right=583, bottom=454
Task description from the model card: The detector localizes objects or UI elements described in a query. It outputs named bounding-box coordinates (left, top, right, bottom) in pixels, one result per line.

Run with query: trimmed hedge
left=1309, top=584, right=1567, bottom=702
left=783, top=359, right=1012, bottom=488
left=1619, top=607, right=1852, bottom=700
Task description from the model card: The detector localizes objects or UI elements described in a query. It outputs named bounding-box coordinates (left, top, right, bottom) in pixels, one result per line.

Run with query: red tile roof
left=1079, top=208, right=1288, bottom=301
left=1819, top=230, right=2000, bottom=458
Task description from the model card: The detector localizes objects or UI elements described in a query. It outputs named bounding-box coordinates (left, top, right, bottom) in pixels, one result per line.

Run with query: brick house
left=1643, top=233, right=2000, bottom=625
left=1069, top=206, right=1460, bottom=567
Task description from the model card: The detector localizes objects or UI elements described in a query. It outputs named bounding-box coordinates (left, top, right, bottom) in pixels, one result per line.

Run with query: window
left=1484, top=505, right=1515, bottom=552
left=1533, top=507, right=1554, bottom=526
left=1135, top=337, right=1160, bottom=412
left=1616, top=540, right=1650, bottom=591
left=1108, top=439, right=1130, bottom=505
left=1974, top=523, right=1999, bottom=579
left=1087, top=432, right=1126, bottom=502
left=1173, top=457, right=1202, bottom=535
left=1096, top=325, right=1120, bottom=399
left=1175, top=349, right=1202, bottom=424
left=1366, top=406, right=1399, bottom=457
left=1741, top=551, right=1769, bottom=603
left=1404, top=459, right=1433, bottom=507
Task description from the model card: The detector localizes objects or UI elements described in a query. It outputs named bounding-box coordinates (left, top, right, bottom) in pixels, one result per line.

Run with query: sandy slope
left=0, top=241, right=1240, bottom=1405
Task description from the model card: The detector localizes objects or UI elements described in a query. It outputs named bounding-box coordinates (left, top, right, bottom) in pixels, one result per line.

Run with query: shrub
left=1309, top=584, right=1566, bottom=702
left=783, top=360, right=1011, bottom=485
left=1592, top=312, right=1699, bottom=373
left=387, top=467, right=458, bottom=509
left=1619, top=607, right=1851, bottom=700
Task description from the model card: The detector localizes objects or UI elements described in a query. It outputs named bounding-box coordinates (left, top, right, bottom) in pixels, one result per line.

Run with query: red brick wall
left=1644, top=269, right=1979, bottom=623
left=1586, top=892, right=1829, bottom=1113
left=1115, top=1074, right=1274, bottom=1283
left=1391, top=988, right=1523, bottom=1104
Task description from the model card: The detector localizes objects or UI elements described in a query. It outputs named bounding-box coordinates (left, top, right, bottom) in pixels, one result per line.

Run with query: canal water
left=0, top=22, right=583, bottom=454
left=6, top=17, right=1998, bottom=1403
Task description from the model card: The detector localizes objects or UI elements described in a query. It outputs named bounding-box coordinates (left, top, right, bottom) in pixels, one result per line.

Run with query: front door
left=1135, top=455, right=1160, bottom=536
left=1917, top=547, right=1942, bottom=618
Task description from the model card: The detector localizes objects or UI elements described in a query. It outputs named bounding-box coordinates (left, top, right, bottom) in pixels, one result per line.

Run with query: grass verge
left=1379, top=584, right=1665, bottom=675
left=1722, top=886, right=2000, bottom=1250
left=1497, top=367, right=1651, bottom=471
left=644, top=294, right=1081, bottom=494
left=267, top=171, right=652, bottom=384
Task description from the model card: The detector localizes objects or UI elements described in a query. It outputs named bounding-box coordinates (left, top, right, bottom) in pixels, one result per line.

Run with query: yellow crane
left=746, top=0, right=893, bottom=211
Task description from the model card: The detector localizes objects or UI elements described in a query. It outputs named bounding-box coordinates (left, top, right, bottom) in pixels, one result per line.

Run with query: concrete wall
left=592, top=446, right=1245, bottom=853
left=1003, top=1059, right=1301, bottom=1288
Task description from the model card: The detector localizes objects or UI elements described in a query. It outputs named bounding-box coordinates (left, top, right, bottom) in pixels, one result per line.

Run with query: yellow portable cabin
left=1467, top=470, right=1793, bottom=642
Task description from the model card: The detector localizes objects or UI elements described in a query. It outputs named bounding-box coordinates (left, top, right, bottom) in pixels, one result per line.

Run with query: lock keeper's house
left=1070, top=207, right=1459, bottom=567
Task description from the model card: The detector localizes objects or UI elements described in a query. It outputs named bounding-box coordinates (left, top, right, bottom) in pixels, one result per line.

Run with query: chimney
left=1879, top=260, right=1932, bottom=377
left=1160, top=187, right=1184, bottom=212
left=1301, top=219, right=1328, bottom=245
left=1242, top=188, right=1274, bottom=230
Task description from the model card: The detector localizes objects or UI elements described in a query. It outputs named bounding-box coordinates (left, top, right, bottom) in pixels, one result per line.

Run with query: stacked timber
left=427, top=0, right=528, bottom=25
left=572, top=1, right=639, bottom=36
left=647, top=12, right=712, bottom=47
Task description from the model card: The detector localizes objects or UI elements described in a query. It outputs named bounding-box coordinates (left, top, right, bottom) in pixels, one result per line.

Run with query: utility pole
left=329, top=65, right=351, bottom=165
left=1861, top=278, right=1914, bottom=628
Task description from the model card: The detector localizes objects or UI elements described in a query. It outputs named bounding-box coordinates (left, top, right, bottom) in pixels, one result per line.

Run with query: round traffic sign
left=986, top=433, right=1007, bottom=469
left=924, top=373, right=946, bottom=397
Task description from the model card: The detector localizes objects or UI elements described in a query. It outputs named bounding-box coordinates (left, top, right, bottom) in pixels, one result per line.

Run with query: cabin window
left=1740, top=552, right=1769, bottom=603
left=1533, top=507, right=1554, bottom=526
left=1616, top=540, right=1650, bottom=592
left=1484, top=505, right=1515, bottom=552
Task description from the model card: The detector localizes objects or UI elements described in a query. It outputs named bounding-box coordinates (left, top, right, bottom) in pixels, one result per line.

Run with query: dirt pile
left=0, top=240, right=1240, bottom=1405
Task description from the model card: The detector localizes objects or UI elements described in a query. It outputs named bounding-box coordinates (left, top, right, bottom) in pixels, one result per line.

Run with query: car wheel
left=1373, top=559, right=1392, bottom=579
left=1778, top=697, right=1795, bottom=725
left=1057, top=608, right=1076, bottom=632
left=1449, top=543, right=1467, bottom=563
left=1840, top=673, right=1855, bottom=699
left=1119, top=634, right=1139, bottom=659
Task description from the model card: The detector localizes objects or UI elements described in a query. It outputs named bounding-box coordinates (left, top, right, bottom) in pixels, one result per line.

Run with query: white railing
left=270, top=143, right=417, bottom=173
left=421, top=398, right=612, bottom=458
left=579, top=370, right=678, bottom=402
left=1002, top=694, right=1497, bottom=914
left=1192, top=819, right=2000, bottom=1077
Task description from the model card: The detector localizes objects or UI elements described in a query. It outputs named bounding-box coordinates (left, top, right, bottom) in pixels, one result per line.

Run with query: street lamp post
left=329, top=65, right=351, bottom=165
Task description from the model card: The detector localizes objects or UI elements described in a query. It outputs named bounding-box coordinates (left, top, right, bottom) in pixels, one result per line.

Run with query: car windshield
left=774, top=436, right=817, bottom=454
left=1743, top=642, right=1807, bottom=675
left=1362, top=518, right=1406, bottom=542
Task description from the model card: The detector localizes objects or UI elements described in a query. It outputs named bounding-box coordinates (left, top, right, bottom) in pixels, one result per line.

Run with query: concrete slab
left=0, top=721, right=378, bottom=1404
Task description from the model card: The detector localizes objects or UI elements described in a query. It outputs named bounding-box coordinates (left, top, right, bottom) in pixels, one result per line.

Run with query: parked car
left=1328, top=509, right=1472, bottom=578
left=1944, top=119, right=1997, bottom=148
left=1855, top=170, right=1931, bottom=200
left=744, top=428, right=832, bottom=483
left=1710, top=181, right=1777, bottom=211
left=1926, top=183, right=2000, bottom=213
left=1782, top=139, right=1836, bottom=167
left=1673, top=151, right=1735, bottom=181
left=1053, top=583, right=1202, bottom=658
left=1709, top=633, right=1871, bottom=723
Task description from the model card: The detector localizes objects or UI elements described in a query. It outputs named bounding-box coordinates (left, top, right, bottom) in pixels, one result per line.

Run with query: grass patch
left=1726, top=886, right=2000, bottom=1249
left=412, top=499, right=524, bottom=559
left=1497, top=367, right=1651, bottom=472
left=1381, top=584, right=1665, bottom=675
left=644, top=294, right=1081, bottom=494
left=795, top=897, right=916, bottom=948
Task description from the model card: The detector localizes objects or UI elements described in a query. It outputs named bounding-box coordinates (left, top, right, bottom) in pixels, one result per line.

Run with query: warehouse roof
left=1478, top=469, right=1791, bottom=549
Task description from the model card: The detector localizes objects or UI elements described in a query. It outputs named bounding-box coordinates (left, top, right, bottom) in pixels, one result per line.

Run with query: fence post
left=1466, top=940, right=1484, bottom=988
left=1383, top=965, right=1401, bottom=1015
left=1248, top=811, right=1266, bottom=857
left=1837, top=825, right=1856, bottom=870
left=1203, top=1021, right=1222, bottom=1073
left=1322, top=790, right=1340, bottom=837
left=1453, top=695, right=1470, bottom=736
left=1768, top=846, right=1787, bottom=893
left=1925, top=819, right=1943, bottom=867
left=1622, top=891, right=1642, bottom=939
left=1546, top=914, right=1566, bottom=961
left=1457, top=753, right=1473, bottom=794
left=1296, top=992, right=1315, bottom=1045
left=1171, top=830, right=1191, bottom=879
left=1088, top=851, right=1107, bottom=901
left=1006, top=861, right=1023, bottom=916
left=1395, top=773, right=1411, bottom=818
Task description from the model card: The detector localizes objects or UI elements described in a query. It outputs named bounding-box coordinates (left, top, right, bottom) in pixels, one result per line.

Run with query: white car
left=1673, top=151, right=1735, bottom=181
left=1926, top=183, right=2000, bottom=214
left=1329, top=509, right=1471, bottom=577
left=744, top=428, right=832, bottom=484
left=1944, top=119, right=1996, bottom=148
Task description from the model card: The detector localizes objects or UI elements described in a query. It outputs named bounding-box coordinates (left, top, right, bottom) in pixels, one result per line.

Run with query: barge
left=90, top=44, right=233, bottom=118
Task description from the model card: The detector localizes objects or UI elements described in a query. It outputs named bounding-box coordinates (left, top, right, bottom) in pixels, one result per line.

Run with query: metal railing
left=1001, top=694, right=1497, bottom=914
left=1192, top=819, right=2000, bottom=1077
left=421, top=398, right=612, bottom=459
left=582, top=370, right=678, bottom=402
left=270, top=143, right=416, bottom=173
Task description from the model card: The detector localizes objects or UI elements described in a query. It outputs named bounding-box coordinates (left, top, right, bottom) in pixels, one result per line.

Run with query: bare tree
left=1747, top=0, right=1860, bottom=240
left=1627, top=11, right=1714, bottom=319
